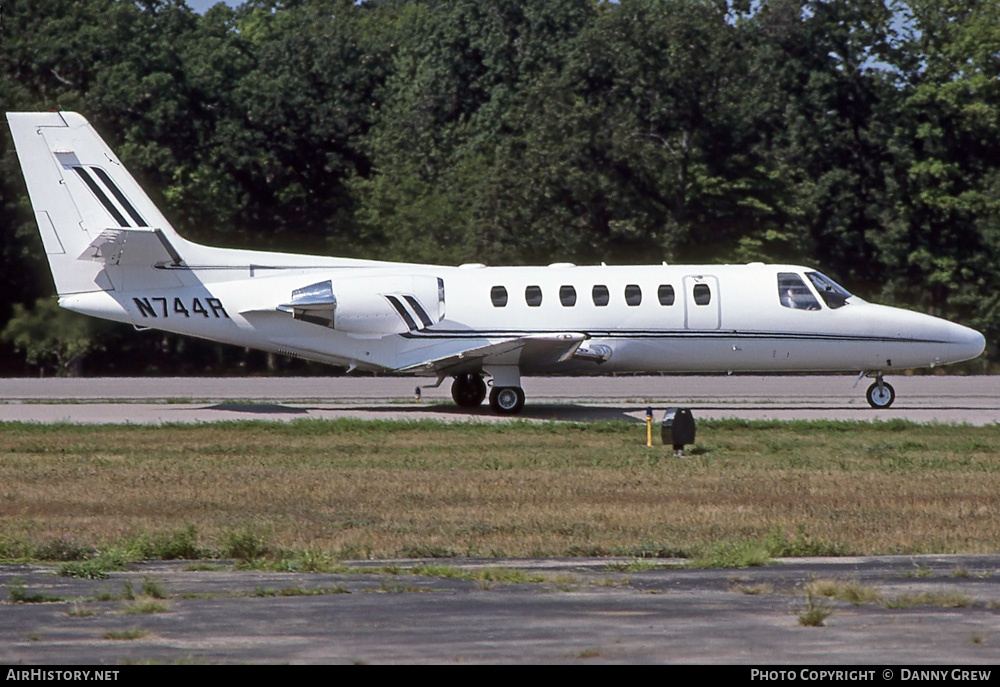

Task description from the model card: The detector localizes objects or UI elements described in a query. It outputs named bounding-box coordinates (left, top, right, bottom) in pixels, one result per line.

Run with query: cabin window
left=625, top=284, right=642, bottom=306
left=559, top=285, right=577, bottom=307
left=657, top=284, right=675, bottom=306
left=490, top=285, right=508, bottom=307
left=592, top=285, right=610, bottom=307
left=777, top=273, right=820, bottom=310
left=693, top=283, right=712, bottom=306
left=525, top=285, right=543, bottom=307
left=806, top=272, right=851, bottom=310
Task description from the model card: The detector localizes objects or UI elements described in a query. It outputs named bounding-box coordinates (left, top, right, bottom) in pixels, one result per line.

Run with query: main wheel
left=489, top=386, right=525, bottom=415
left=451, top=374, right=487, bottom=408
left=866, top=381, right=895, bottom=409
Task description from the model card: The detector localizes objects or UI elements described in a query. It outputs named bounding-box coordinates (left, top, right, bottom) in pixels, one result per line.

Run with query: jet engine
left=279, top=275, right=445, bottom=337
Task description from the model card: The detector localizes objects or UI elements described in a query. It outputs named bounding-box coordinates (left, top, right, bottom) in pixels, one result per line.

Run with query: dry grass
left=103, top=628, right=148, bottom=640
left=1, top=419, right=1000, bottom=561
left=798, top=592, right=833, bottom=626
left=122, top=598, right=171, bottom=615
left=882, top=591, right=975, bottom=608
left=805, top=578, right=881, bottom=605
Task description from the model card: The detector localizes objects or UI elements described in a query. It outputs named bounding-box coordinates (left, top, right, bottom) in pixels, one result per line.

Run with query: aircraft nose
left=880, top=306, right=986, bottom=367
left=950, top=322, right=986, bottom=362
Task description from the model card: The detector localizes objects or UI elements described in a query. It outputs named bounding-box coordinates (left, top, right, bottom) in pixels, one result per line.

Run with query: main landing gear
left=451, top=373, right=487, bottom=408
left=449, top=372, right=526, bottom=415
left=864, top=373, right=896, bottom=409
left=489, top=386, right=525, bottom=415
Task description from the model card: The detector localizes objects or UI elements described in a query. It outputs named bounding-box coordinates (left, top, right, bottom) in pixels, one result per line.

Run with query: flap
left=394, top=332, right=586, bottom=374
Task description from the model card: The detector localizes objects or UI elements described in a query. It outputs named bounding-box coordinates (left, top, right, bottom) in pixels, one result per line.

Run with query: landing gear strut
left=866, top=374, right=895, bottom=409
left=451, top=373, right=486, bottom=408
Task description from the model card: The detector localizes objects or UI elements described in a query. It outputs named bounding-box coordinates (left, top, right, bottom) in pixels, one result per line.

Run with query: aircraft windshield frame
left=805, top=272, right=851, bottom=309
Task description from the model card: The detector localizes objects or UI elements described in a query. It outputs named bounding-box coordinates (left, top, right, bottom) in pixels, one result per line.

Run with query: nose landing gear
left=865, top=373, right=896, bottom=409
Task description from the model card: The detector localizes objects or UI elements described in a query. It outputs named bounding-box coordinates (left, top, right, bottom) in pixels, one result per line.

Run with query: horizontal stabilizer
left=79, top=229, right=183, bottom=267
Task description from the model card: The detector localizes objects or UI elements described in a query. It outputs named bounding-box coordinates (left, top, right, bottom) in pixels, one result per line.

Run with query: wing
left=394, top=333, right=587, bottom=375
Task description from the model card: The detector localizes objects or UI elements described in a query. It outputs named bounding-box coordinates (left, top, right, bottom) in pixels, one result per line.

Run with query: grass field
left=1, top=419, right=998, bottom=564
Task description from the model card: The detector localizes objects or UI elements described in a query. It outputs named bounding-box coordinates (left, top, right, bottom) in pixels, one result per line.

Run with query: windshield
left=806, top=272, right=851, bottom=309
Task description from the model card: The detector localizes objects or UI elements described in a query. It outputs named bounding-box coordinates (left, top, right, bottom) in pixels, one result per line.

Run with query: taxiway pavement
left=2, top=554, right=999, bottom=664
left=1, top=375, right=997, bottom=424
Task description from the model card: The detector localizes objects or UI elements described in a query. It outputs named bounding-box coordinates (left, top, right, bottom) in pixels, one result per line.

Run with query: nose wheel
left=866, top=379, right=895, bottom=409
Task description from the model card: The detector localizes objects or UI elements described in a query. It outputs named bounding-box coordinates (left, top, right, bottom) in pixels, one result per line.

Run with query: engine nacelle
left=280, top=274, right=444, bottom=337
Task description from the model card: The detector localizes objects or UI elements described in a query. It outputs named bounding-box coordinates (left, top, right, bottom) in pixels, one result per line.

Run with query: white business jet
left=7, top=112, right=986, bottom=414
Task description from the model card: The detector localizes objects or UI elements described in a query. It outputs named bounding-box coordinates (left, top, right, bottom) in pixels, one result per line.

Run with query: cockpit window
left=777, top=273, right=821, bottom=310
left=806, top=272, right=851, bottom=309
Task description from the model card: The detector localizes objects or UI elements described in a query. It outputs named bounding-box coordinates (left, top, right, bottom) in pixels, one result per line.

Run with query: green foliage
left=134, top=525, right=203, bottom=561
left=6, top=578, right=63, bottom=603
left=222, top=525, right=270, bottom=562
left=689, top=526, right=846, bottom=568
left=0, top=534, right=33, bottom=561
left=33, top=535, right=98, bottom=562
left=409, top=564, right=467, bottom=580
left=690, top=538, right=775, bottom=569
left=1, top=299, right=105, bottom=376
left=268, top=548, right=346, bottom=573
left=57, top=553, right=130, bottom=579
left=141, top=577, right=167, bottom=599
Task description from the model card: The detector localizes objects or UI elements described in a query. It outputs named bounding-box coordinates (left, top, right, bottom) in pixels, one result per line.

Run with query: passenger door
left=683, top=275, right=720, bottom=330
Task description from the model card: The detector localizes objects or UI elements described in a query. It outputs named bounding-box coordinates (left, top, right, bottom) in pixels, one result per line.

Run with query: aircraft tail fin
left=6, top=112, right=187, bottom=296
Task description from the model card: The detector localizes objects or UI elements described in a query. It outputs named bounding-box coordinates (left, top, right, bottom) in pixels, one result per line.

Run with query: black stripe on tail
left=73, top=167, right=128, bottom=227
left=90, top=167, right=148, bottom=227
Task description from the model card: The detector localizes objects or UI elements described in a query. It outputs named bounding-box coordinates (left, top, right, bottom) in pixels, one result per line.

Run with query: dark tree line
left=1, top=0, right=998, bottom=375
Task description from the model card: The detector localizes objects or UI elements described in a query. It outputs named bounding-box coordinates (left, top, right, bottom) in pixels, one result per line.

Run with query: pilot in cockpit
left=779, top=273, right=821, bottom=310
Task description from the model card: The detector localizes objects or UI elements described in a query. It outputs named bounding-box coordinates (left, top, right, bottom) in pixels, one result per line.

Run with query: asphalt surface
left=1, top=374, right=999, bottom=424
left=2, top=555, right=1000, bottom=665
